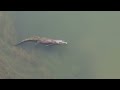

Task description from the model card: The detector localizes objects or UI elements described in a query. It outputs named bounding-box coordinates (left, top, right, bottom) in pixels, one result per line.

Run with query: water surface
left=0, top=11, right=120, bottom=79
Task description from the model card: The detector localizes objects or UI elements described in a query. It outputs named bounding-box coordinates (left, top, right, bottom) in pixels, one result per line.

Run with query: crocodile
left=15, top=36, right=67, bottom=46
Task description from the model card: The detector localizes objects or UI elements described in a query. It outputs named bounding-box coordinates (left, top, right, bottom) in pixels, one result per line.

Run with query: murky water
left=1, top=11, right=120, bottom=79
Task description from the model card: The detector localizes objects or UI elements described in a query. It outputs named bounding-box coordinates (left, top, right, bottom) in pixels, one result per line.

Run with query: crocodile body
left=15, top=36, right=67, bottom=46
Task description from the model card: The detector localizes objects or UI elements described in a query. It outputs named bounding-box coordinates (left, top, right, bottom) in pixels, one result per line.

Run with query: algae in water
left=0, top=12, right=52, bottom=79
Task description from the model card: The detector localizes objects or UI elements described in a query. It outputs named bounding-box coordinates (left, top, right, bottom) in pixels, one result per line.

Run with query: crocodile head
left=55, top=40, right=67, bottom=45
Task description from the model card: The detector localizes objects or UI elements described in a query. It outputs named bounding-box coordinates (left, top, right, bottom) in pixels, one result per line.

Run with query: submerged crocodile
left=15, top=36, right=67, bottom=46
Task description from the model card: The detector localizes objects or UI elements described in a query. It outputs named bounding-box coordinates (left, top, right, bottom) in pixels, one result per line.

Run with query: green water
left=1, top=11, right=120, bottom=79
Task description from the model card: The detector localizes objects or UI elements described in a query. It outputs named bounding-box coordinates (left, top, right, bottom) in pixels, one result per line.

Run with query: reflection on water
left=1, top=11, right=120, bottom=79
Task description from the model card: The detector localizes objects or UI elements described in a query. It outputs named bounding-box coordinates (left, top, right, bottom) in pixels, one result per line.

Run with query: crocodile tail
left=15, top=39, right=27, bottom=46
left=15, top=39, right=36, bottom=46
